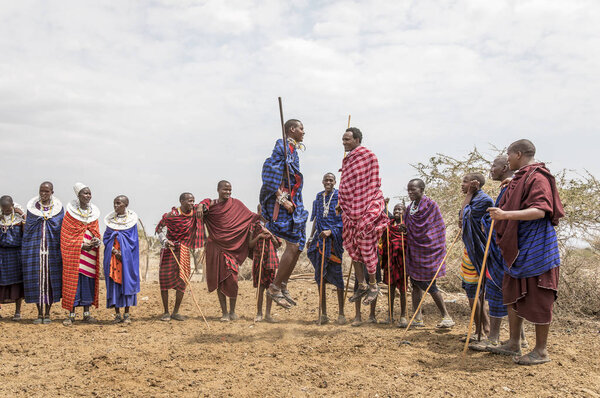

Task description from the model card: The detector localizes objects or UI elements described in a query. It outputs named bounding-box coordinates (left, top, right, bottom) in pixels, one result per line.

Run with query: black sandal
left=267, top=285, right=292, bottom=309
left=362, top=283, right=380, bottom=305
left=349, top=284, right=369, bottom=303
left=281, top=289, right=297, bottom=306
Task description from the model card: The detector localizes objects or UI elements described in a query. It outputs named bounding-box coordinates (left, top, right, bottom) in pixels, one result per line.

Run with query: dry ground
left=1, top=280, right=599, bottom=397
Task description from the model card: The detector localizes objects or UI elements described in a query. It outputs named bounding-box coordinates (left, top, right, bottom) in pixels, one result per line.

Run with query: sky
left=1, top=0, right=598, bottom=231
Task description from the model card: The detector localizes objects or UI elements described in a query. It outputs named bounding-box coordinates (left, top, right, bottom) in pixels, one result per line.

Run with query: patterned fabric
left=0, top=224, right=23, bottom=286
left=78, top=230, right=98, bottom=278
left=380, top=221, right=407, bottom=292
left=460, top=249, right=478, bottom=284
left=155, top=206, right=205, bottom=250
left=156, top=207, right=201, bottom=292
left=259, top=139, right=308, bottom=249
left=482, top=187, right=508, bottom=290
left=60, top=212, right=100, bottom=310
left=109, top=240, right=122, bottom=284
left=22, top=208, right=64, bottom=305
left=103, top=224, right=140, bottom=308
left=404, top=196, right=447, bottom=281
left=201, top=198, right=259, bottom=297
left=249, top=222, right=280, bottom=288
left=72, top=274, right=95, bottom=307
left=462, top=190, right=494, bottom=277
left=308, top=190, right=345, bottom=289
left=496, top=163, right=564, bottom=276
left=485, top=282, right=507, bottom=318
left=338, top=146, right=387, bottom=274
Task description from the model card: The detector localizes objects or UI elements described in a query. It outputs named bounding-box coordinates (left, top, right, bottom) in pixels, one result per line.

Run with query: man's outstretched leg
left=268, top=241, right=300, bottom=308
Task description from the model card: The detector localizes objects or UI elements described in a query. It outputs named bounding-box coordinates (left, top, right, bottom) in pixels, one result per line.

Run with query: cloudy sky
left=1, top=0, right=598, bottom=230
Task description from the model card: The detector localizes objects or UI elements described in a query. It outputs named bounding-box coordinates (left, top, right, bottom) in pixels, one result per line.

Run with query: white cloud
left=0, top=0, right=597, bottom=228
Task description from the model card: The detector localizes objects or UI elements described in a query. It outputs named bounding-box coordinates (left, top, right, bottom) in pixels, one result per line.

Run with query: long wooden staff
left=462, top=220, right=495, bottom=357
left=386, top=207, right=393, bottom=324
left=254, top=240, right=267, bottom=323
left=400, top=213, right=408, bottom=302
left=342, top=114, right=353, bottom=301
left=278, top=97, right=292, bottom=192
left=318, top=237, right=326, bottom=325
left=400, top=230, right=461, bottom=339
left=169, top=247, right=210, bottom=328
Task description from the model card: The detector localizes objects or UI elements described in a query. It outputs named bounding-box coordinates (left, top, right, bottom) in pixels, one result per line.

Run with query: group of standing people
left=0, top=182, right=140, bottom=325
left=0, top=120, right=563, bottom=366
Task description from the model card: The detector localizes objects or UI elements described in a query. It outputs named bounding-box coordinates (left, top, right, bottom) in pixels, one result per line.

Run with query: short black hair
left=179, top=192, right=194, bottom=202
left=115, top=195, right=129, bottom=206
left=464, top=172, right=486, bottom=188
left=217, top=180, right=231, bottom=189
left=0, top=195, right=13, bottom=205
left=408, top=178, right=425, bottom=190
left=345, top=127, right=362, bottom=143
left=323, top=172, right=336, bottom=181
left=508, top=139, right=536, bottom=157
left=40, top=181, right=54, bottom=190
left=284, top=119, right=301, bottom=133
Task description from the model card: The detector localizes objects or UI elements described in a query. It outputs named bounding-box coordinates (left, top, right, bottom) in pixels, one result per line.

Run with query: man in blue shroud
left=260, top=119, right=309, bottom=309
left=459, top=172, right=493, bottom=339
left=489, top=139, right=564, bottom=365
left=470, top=155, right=528, bottom=351
left=307, top=173, right=345, bottom=325
left=22, top=181, right=64, bottom=324
left=103, top=195, right=140, bottom=324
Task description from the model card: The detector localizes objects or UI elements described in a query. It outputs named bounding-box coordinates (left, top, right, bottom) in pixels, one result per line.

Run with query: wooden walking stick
left=400, top=212, right=408, bottom=305
left=462, top=220, right=495, bottom=357
left=342, top=113, right=354, bottom=302
left=254, top=240, right=267, bottom=324
left=386, top=205, right=393, bottom=324
left=400, top=230, right=461, bottom=339
left=169, top=247, right=210, bottom=328
left=278, top=97, right=292, bottom=195
left=318, top=237, right=326, bottom=325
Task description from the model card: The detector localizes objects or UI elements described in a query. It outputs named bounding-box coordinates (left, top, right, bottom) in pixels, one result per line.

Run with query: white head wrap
left=73, top=182, right=87, bottom=196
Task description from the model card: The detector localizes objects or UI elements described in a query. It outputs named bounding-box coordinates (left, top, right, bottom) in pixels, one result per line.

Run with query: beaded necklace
left=0, top=211, right=15, bottom=231
left=287, top=137, right=306, bottom=151
left=39, top=200, right=54, bottom=220
left=322, top=191, right=334, bottom=218
left=76, top=202, right=93, bottom=219
left=110, top=212, right=129, bottom=225
left=409, top=200, right=419, bottom=215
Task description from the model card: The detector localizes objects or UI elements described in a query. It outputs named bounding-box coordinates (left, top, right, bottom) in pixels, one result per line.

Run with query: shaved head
left=217, top=180, right=231, bottom=189
left=115, top=195, right=129, bottom=206
left=508, top=139, right=536, bottom=158
left=464, top=172, right=486, bottom=188
left=493, top=154, right=509, bottom=166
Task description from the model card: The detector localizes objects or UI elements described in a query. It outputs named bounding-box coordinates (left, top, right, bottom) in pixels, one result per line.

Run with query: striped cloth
left=249, top=222, right=280, bottom=289
left=156, top=207, right=203, bottom=292
left=380, top=221, right=407, bottom=292
left=0, top=225, right=23, bottom=286
left=308, top=190, right=345, bottom=289
left=404, top=196, right=447, bottom=281
left=462, top=190, right=494, bottom=275
left=60, top=212, right=100, bottom=310
left=485, top=282, right=507, bottom=318
left=338, top=146, right=387, bottom=274
left=460, top=248, right=478, bottom=284
left=78, top=230, right=97, bottom=278
left=496, top=163, right=564, bottom=277
left=22, top=208, right=64, bottom=305
left=259, top=139, right=308, bottom=249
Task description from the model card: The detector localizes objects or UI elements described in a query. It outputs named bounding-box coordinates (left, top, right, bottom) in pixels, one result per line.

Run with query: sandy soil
left=0, top=279, right=599, bottom=397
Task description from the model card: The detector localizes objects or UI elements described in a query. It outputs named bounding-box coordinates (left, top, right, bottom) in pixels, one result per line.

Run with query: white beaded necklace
left=322, top=191, right=334, bottom=218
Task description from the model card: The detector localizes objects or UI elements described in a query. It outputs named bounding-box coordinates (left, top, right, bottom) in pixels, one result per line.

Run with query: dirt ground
left=1, top=279, right=599, bottom=398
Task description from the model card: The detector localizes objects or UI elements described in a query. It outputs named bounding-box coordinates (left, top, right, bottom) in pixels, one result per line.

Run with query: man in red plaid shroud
left=337, top=127, right=388, bottom=306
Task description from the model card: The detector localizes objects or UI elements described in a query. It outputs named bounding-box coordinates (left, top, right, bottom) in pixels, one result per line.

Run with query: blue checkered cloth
left=22, top=210, right=64, bottom=304
left=485, top=281, right=507, bottom=318
left=462, top=190, right=494, bottom=276
left=259, top=139, right=308, bottom=249
left=308, top=190, right=345, bottom=289
left=0, top=225, right=23, bottom=285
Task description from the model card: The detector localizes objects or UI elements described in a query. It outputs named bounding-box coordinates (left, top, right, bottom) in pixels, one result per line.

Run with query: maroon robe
left=201, top=198, right=259, bottom=297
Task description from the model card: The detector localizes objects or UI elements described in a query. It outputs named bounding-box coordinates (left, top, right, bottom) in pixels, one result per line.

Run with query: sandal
left=488, top=344, right=522, bottom=357
left=513, top=352, right=551, bottom=366
left=83, top=312, right=98, bottom=324
left=318, top=314, right=329, bottom=325
left=123, top=314, right=131, bottom=324
left=171, top=313, right=186, bottom=321
left=349, top=283, right=369, bottom=303
left=397, top=317, right=409, bottom=328
left=362, top=283, right=380, bottom=306
left=409, top=319, right=425, bottom=329
left=266, top=285, right=292, bottom=309
left=281, top=289, right=297, bottom=306
left=436, top=317, right=455, bottom=329
left=160, top=312, right=171, bottom=321
left=469, top=338, right=500, bottom=352
left=113, top=314, right=123, bottom=324
left=63, top=313, right=76, bottom=326
left=42, top=317, right=52, bottom=324
left=12, top=313, right=21, bottom=322
left=33, top=316, right=44, bottom=325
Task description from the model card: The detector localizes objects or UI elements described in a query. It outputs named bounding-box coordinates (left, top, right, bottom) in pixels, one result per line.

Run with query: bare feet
left=351, top=318, right=362, bottom=327
left=160, top=312, right=171, bottom=322
left=254, top=314, right=263, bottom=322
left=366, top=315, right=377, bottom=324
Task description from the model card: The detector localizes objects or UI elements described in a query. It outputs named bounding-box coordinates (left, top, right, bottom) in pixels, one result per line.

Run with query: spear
left=462, top=220, right=495, bottom=358
left=342, top=114, right=354, bottom=301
